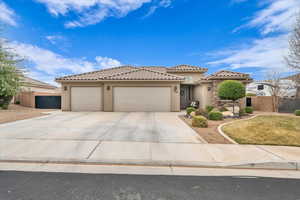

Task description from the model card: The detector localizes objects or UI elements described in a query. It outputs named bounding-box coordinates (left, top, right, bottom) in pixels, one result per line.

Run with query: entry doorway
left=180, top=85, right=193, bottom=109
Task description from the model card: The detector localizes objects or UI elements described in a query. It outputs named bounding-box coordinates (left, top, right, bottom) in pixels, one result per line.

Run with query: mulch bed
left=179, top=115, right=251, bottom=144
left=0, top=104, right=55, bottom=124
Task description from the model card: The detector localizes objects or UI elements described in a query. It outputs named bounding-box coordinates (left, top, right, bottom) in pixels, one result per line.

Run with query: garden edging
left=217, top=115, right=259, bottom=145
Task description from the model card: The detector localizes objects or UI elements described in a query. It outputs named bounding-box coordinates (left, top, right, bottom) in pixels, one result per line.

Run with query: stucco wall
left=60, top=81, right=180, bottom=112
left=168, top=72, right=204, bottom=85
left=194, top=83, right=213, bottom=109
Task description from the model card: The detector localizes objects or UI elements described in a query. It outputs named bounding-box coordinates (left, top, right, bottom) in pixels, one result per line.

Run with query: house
left=247, top=74, right=299, bottom=98
left=15, top=76, right=61, bottom=109
left=56, top=65, right=252, bottom=112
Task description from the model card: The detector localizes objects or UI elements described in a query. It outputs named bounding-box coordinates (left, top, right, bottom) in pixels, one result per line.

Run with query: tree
left=262, top=71, right=296, bottom=112
left=218, top=80, right=246, bottom=114
left=286, top=12, right=300, bottom=98
left=0, top=36, right=23, bottom=109
left=286, top=13, right=300, bottom=71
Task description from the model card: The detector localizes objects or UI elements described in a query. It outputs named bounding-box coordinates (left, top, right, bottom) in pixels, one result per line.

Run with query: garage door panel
left=114, top=87, right=171, bottom=112
left=71, top=87, right=102, bottom=111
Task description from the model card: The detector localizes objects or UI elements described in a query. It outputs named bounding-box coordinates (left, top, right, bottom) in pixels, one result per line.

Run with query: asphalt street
left=0, top=171, right=300, bottom=200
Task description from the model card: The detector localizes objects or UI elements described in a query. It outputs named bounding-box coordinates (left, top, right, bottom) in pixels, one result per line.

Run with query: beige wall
left=194, top=83, right=213, bottom=109
left=60, top=81, right=181, bottom=112
left=168, top=72, right=204, bottom=85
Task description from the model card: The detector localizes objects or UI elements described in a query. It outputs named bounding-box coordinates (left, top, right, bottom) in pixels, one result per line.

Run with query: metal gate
left=35, top=96, right=61, bottom=109
left=278, top=98, right=300, bottom=113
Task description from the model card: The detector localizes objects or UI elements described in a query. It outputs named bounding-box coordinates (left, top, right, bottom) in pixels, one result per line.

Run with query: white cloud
left=247, top=0, right=300, bottom=35
left=6, top=41, right=122, bottom=84
left=208, top=0, right=300, bottom=73
left=0, top=1, right=17, bottom=26
left=208, top=34, right=289, bottom=70
left=144, top=0, right=171, bottom=18
left=45, top=35, right=65, bottom=45
left=34, top=0, right=155, bottom=28
left=95, top=56, right=121, bottom=69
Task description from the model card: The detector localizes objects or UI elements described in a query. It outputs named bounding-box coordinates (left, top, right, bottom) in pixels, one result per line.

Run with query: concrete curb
left=217, top=115, right=259, bottom=144
left=0, top=158, right=299, bottom=171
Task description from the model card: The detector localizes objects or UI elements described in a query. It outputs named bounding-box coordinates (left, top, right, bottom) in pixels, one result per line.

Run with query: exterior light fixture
left=174, top=86, right=178, bottom=93
left=64, top=86, right=68, bottom=91
left=107, top=85, right=111, bottom=91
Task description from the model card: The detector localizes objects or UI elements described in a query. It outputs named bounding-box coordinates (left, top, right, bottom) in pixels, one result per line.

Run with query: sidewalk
left=1, top=139, right=300, bottom=170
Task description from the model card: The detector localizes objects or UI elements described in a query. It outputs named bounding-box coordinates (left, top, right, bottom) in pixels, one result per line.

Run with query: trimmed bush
left=186, top=107, right=196, bottom=116
left=295, top=110, right=300, bottom=116
left=208, top=111, right=223, bottom=121
left=205, top=105, right=214, bottom=113
left=245, top=106, right=253, bottom=114
left=15, top=100, right=20, bottom=105
left=192, top=115, right=208, bottom=128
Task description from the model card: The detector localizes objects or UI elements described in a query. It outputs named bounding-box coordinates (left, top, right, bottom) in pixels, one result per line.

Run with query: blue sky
left=0, top=0, right=299, bottom=85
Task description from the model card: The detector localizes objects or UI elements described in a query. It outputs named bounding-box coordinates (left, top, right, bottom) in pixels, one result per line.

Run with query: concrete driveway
left=0, top=112, right=203, bottom=143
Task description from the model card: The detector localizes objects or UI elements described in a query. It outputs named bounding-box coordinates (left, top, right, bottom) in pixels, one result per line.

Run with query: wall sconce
left=106, top=85, right=111, bottom=91
left=174, top=86, right=178, bottom=93
left=64, top=86, right=68, bottom=91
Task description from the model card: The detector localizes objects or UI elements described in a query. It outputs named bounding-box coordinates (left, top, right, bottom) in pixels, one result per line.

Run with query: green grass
left=222, top=115, right=300, bottom=146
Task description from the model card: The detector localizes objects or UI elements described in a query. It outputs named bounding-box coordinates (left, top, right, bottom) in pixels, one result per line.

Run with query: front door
left=180, top=86, right=191, bottom=109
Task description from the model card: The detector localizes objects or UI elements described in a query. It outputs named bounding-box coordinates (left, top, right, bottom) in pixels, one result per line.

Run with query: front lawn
left=222, top=115, right=300, bottom=146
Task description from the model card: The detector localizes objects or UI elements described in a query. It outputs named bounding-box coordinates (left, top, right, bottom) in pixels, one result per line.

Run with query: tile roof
left=167, top=65, right=208, bottom=73
left=56, top=66, right=135, bottom=81
left=102, top=68, right=184, bottom=81
left=201, top=70, right=251, bottom=80
left=141, top=66, right=167, bottom=72
left=22, top=76, right=57, bottom=89
left=56, top=66, right=184, bottom=81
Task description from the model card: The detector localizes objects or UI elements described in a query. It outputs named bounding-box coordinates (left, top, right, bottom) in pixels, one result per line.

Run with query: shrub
left=186, top=107, right=196, bottom=116
left=245, top=106, right=253, bottom=114
left=239, top=108, right=246, bottom=117
left=195, top=108, right=208, bottom=117
left=205, top=105, right=214, bottom=113
left=246, top=93, right=256, bottom=96
left=192, top=115, right=208, bottom=128
left=219, top=107, right=228, bottom=112
left=295, top=110, right=300, bottom=116
left=15, top=100, right=20, bottom=104
left=208, top=111, right=223, bottom=121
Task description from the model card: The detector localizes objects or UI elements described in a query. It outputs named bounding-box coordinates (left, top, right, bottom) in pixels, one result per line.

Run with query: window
left=185, top=76, right=193, bottom=81
left=257, top=84, right=264, bottom=90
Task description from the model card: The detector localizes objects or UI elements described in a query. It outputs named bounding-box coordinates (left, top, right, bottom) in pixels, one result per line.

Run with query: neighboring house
left=247, top=78, right=298, bottom=98
left=15, top=76, right=61, bottom=109
left=56, top=65, right=252, bottom=112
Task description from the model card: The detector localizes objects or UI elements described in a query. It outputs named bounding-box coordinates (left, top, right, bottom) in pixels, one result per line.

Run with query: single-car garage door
left=71, top=87, right=102, bottom=111
left=113, top=87, right=171, bottom=112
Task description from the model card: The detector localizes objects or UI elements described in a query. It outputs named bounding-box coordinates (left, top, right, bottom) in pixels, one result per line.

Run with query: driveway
left=0, top=112, right=203, bottom=143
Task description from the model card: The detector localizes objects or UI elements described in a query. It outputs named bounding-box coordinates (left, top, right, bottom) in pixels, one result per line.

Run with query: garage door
left=71, top=87, right=102, bottom=111
left=113, top=87, right=171, bottom=112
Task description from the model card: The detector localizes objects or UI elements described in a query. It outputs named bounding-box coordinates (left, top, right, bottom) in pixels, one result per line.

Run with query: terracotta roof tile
left=167, top=65, right=208, bottom=73
left=56, top=66, right=135, bottom=81
left=103, top=68, right=184, bottom=81
left=201, top=70, right=251, bottom=80
left=22, top=76, right=57, bottom=89
left=56, top=66, right=184, bottom=81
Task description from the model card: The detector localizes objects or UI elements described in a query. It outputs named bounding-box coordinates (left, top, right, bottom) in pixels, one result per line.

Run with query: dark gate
left=35, top=96, right=61, bottom=109
left=278, top=98, right=300, bottom=113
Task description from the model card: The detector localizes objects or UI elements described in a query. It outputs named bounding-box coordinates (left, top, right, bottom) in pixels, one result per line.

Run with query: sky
left=0, top=0, right=299, bottom=85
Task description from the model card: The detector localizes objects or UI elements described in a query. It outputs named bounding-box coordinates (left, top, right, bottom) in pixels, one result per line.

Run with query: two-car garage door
left=70, top=86, right=171, bottom=112
left=113, top=87, right=171, bottom=112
